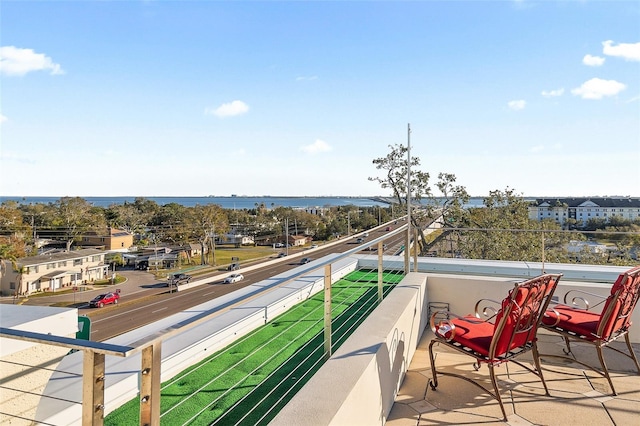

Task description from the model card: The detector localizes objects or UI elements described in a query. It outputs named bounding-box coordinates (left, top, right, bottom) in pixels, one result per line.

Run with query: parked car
left=363, top=232, right=369, bottom=237
left=223, top=273, right=244, bottom=284
left=169, top=273, right=192, bottom=286
left=227, top=263, right=240, bottom=271
left=310, top=244, right=318, bottom=249
left=89, top=292, right=120, bottom=308
left=300, top=257, right=312, bottom=264
left=275, top=243, right=284, bottom=248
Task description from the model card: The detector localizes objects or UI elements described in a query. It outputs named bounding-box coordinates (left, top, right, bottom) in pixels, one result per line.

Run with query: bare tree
left=369, top=144, right=469, bottom=255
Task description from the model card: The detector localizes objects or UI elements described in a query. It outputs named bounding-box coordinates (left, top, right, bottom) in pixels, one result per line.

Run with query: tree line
left=0, top=197, right=391, bottom=261
left=1, top=144, right=638, bottom=266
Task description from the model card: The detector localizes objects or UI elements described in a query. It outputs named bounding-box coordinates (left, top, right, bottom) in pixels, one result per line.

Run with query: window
left=73, top=259, right=83, bottom=266
left=10, top=282, right=15, bottom=290
left=47, top=263, right=55, bottom=269
left=58, top=261, right=67, bottom=267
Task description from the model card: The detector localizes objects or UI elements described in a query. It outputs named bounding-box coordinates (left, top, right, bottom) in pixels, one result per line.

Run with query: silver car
left=223, top=273, right=244, bottom=284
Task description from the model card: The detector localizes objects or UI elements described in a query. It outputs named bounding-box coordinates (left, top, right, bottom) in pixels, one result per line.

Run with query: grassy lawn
left=105, top=269, right=404, bottom=425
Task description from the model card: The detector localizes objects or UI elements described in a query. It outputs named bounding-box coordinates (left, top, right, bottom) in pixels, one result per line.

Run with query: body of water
left=1, top=196, right=388, bottom=209
left=0, top=195, right=489, bottom=209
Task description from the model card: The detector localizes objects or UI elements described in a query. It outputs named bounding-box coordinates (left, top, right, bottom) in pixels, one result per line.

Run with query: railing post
left=324, top=264, right=332, bottom=360
left=414, top=229, right=419, bottom=272
left=377, top=241, right=384, bottom=303
left=404, top=227, right=410, bottom=274
left=82, top=350, right=105, bottom=426
left=140, top=342, right=161, bottom=426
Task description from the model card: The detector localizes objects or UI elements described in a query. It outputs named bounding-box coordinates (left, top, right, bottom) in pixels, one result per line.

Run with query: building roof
left=17, top=249, right=105, bottom=266
left=530, top=197, right=640, bottom=208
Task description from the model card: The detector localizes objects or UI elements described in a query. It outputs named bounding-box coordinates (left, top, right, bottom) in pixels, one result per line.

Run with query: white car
left=223, top=273, right=244, bottom=284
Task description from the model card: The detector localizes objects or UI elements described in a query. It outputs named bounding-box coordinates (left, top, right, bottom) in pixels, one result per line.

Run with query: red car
left=89, top=292, right=120, bottom=308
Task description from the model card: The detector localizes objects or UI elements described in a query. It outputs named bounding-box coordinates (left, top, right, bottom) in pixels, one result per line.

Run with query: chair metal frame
left=428, top=273, right=562, bottom=421
left=541, top=266, right=640, bottom=395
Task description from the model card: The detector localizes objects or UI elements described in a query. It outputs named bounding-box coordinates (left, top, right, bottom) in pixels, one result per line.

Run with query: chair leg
left=562, top=335, right=572, bottom=355
left=532, top=341, right=550, bottom=396
left=596, top=344, right=617, bottom=396
left=428, top=340, right=439, bottom=390
left=488, top=363, right=508, bottom=421
left=624, top=334, right=640, bottom=374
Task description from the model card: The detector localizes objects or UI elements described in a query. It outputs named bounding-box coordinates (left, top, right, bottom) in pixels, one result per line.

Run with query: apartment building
left=0, top=249, right=109, bottom=296
left=529, top=197, right=640, bottom=226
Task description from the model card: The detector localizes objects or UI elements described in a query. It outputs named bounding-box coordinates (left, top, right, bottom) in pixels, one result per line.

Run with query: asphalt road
left=15, top=225, right=407, bottom=342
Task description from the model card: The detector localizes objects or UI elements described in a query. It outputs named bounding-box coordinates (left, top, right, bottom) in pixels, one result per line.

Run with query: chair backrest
left=491, top=274, right=562, bottom=358
left=596, top=266, right=640, bottom=340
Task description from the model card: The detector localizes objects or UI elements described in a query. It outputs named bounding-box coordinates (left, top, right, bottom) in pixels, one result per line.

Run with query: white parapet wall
left=0, top=305, right=78, bottom=425
left=271, top=272, right=429, bottom=426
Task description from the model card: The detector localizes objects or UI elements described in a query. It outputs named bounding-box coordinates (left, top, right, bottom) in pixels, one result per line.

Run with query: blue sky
left=1, top=1, right=638, bottom=198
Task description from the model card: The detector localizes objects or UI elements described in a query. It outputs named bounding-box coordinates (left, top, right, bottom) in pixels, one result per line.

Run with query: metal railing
left=0, top=224, right=412, bottom=426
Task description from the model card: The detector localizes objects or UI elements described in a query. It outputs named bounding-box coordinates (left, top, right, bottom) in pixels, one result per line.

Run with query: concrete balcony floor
left=388, top=331, right=640, bottom=426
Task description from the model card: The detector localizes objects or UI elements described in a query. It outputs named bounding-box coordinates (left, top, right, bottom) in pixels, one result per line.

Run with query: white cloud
left=0, top=150, right=35, bottom=164
left=508, top=100, right=526, bottom=111
left=541, top=88, right=564, bottom=98
left=301, top=139, right=332, bottom=154
left=0, top=114, right=7, bottom=124
left=602, top=40, right=640, bottom=62
left=296, top=75, right=318, bottom=81
left=0, top=46, right=64, bottom=76
left=571, top=78, right=626, bottom=100
left=582, top=54, right=605, bottom=66
left=205, top=100, right=249, bottom=118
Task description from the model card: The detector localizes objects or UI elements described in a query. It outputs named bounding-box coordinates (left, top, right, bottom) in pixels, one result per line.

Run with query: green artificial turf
left=105, top=269, right=404, bottom=425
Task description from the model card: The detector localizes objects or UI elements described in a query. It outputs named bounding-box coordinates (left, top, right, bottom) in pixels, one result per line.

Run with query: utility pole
left=405, top=123, right=411, bottom=273
left=285, top=218, right=289, bottom=256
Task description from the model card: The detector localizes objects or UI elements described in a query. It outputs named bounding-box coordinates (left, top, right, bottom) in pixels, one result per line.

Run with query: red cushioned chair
left=541, top=266, right=640, bottom=395
left=428, top=274, right=562, bottom=421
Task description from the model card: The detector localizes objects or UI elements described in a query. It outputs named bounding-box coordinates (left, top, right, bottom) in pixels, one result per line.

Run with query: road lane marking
left=152, top=307, right=167, bottom=314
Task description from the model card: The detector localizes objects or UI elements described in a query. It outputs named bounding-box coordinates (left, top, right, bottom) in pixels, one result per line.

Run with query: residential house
left=82, top=228, right=134, bottom=251
left=222, top=230, right=255, bottom=246
left=288, top=235, right=310, bottom=247
left=0, top=249, right=109, bottom=296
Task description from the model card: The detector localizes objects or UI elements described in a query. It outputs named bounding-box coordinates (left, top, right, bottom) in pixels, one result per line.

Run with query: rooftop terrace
left=389, top=331, right=639, bottom=425
left=1, top=243, right=638, bottom=425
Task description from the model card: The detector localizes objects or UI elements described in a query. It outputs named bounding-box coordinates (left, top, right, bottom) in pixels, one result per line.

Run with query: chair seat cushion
left=543, top=305, right=600, bottom=340
left=450, top=315, right=495, bottom=357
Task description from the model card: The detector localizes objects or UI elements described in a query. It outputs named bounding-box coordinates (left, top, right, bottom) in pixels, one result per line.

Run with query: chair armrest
left=562, top=289, right=607, bottom=311
left=543, top=308, right=562, bottom=327
left=474, top=298, right=501, bottom=321
left=430, top=310, right=485, bottom=342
